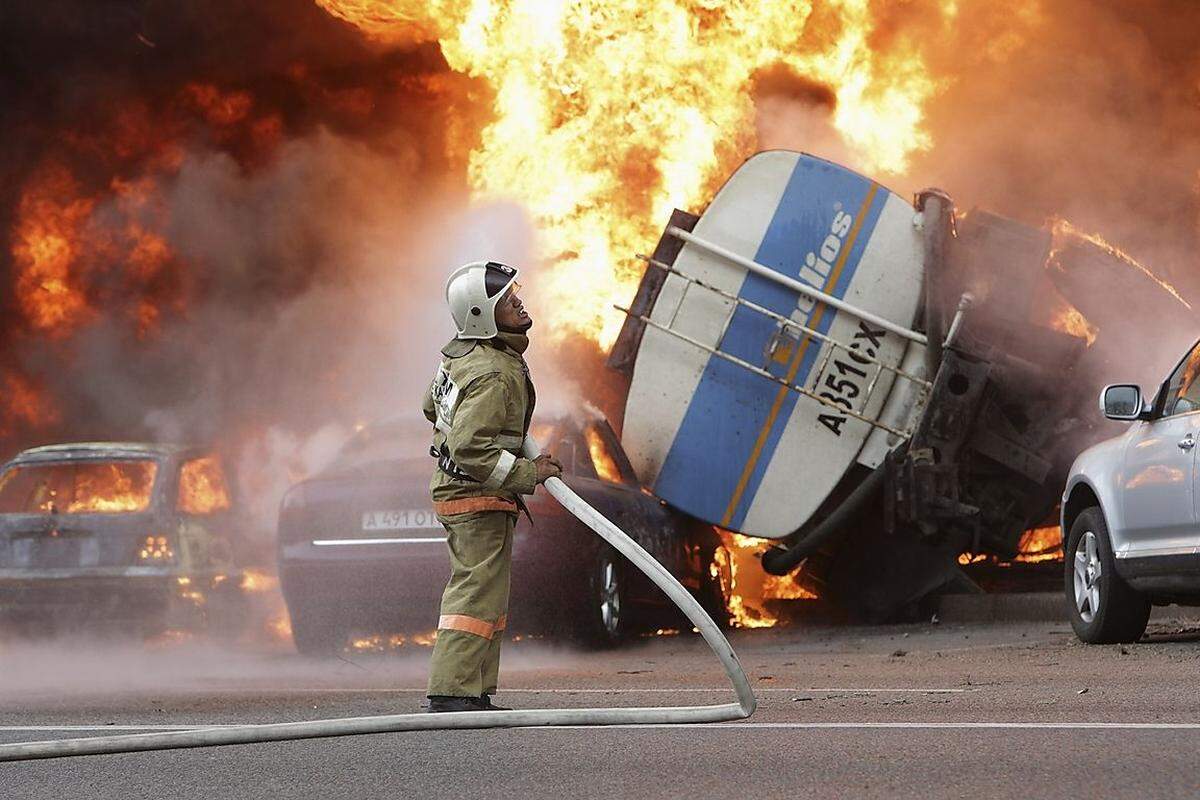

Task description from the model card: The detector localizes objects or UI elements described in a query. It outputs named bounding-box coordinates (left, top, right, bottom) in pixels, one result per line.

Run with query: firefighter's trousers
left=426, top=509, right=514, bottom=698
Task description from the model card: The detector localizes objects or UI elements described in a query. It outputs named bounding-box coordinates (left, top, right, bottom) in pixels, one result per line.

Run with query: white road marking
left=2, top=720, right=1197, bottom=734
left=312, top=687, right=971, bottom=694
left=0, top=725, right=240, bottom=732
left=499, top=688, right=972, bottom=695
left=531, top=722, right=1200, bottom=731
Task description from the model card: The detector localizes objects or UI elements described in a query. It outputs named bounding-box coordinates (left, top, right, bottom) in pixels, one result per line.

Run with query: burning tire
left=572, top=545, right=631, bottom=647
left=698, top=543, right=732, bottom=630
left=1065, top=508, right=1150, bottom=644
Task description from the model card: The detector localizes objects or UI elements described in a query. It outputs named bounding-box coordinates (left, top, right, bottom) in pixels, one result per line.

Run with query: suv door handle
left=1180, top=435, right=1196, bottom=451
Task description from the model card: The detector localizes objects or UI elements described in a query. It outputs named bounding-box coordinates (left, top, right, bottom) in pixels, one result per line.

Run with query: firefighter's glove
left=534, top=454, right=563, bottom=484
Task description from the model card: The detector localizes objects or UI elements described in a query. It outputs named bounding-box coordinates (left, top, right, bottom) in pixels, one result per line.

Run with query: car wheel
left=287, top=601, right=345, bottom=657
left=1065, top=507, right=1150, bottom=644
left=573, top=545, right=631, bottom=648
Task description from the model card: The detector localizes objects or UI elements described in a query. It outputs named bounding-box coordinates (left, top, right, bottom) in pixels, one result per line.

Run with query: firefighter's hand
left=534, top=453, right=563, bottom=484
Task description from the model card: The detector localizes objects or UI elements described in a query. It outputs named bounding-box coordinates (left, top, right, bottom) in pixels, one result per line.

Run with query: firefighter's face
left=495, top=284, right=532, bottom=331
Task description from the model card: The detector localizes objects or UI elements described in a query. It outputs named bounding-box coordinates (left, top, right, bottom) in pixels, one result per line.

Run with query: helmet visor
left=483, top=262, right=518, bottom=298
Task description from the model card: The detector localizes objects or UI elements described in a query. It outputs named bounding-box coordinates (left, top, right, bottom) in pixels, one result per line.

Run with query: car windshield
left=0, top=459, right=159, bottom=514
left=584, top=424, right=622, bottom=483
left=331, top=424, right=430, bottom=472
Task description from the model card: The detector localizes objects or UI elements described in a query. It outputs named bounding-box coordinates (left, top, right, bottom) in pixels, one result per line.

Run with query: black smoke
left=0, top=1, right=495, bottom=466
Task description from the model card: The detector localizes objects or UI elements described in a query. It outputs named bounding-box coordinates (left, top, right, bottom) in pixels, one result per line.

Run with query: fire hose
left=0, top=437, right=756, bottom=762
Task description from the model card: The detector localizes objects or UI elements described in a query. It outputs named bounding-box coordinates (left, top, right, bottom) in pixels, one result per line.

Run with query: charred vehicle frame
left=0, top=442, right=249, bottom=638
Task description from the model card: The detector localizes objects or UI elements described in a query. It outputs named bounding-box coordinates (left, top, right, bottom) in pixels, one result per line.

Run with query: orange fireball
left=316, top=0, right=947, bottom=347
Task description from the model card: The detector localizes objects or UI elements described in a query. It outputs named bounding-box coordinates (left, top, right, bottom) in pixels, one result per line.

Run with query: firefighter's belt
left=433, top=496, right=519, bottom=515
left=430, top=444, right=476, bottom=483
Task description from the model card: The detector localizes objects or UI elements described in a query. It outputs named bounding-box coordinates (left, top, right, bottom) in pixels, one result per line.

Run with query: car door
left=1120, top=341, right=1200, bottom=556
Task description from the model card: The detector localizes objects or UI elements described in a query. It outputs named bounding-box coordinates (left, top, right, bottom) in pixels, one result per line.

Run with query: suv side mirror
left=1101, top=384, right=1144, bottom=421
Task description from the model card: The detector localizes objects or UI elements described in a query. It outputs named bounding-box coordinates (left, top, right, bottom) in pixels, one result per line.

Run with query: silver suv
left=1063, top=339, right=1200, bottom=643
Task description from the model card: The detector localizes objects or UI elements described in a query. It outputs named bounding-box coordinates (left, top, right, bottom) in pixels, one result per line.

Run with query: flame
left=6, top=80, right=283, bottom=351
left=584, top=425, right=620, bottom=482
left=959, top=525, right=1063, bottom=565
left=411, top=630, right=438, bottom=646
left=178, top=455, right=233, bottom=514
left=712, top=528, right=816, bottom=629
left=269, top=613, right=294, bottom=641
left=9, top=163, right=183, bottom=342
left=1014, top=525, right=1062, bottom=563
left=316, top=0, right=947, bottom=346
left=183, top=82, right=254, bottom=128
left=111, top=175, right=183, bottom=339
left=239, top=568, right=279, bottom=593
left=10, top=163, right=96, bottom=336
left=350, top=631, right=438, bottom=650
left=1051, top=217, right=1192, bottom=311
left=147, top=629, right=197, bottom=648
left=0, top=370, right=62, bottom=439
left=66, top=461, right=158, bottom=513
left=1049, top=299, right=1097, bottom=346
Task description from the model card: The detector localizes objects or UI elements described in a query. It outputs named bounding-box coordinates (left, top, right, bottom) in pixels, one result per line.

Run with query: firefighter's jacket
left=422, top=331, right=537, bottom=503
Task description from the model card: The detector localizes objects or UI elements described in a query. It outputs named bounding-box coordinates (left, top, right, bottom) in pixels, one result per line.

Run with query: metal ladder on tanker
left=616, top=225, right=936, bottom=440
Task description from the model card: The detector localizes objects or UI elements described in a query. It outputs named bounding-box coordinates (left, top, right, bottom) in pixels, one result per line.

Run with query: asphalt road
left=3, top=616, right=1200, bottom=799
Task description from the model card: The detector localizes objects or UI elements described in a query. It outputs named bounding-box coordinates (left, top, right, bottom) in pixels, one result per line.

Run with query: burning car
left=276, top=415, right=727, bottom=655
left=0, top=442, right=249, bottom=638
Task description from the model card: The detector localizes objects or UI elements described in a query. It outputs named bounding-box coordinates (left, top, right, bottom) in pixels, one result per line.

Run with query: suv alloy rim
left=599, top=556, right=621, bottom=635
left=1074, top=530, right=1102, bottom=623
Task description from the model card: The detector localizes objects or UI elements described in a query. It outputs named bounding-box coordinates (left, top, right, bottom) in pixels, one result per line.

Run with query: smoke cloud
left=2, top=0, right=1199, bottom=531
left=0, top=0, right=513, bottom=533
left=905, top=0, right=1200, bottom=381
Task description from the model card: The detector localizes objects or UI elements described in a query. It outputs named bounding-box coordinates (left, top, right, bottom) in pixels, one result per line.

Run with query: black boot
left=477, top=694, right=510, bottom=711
left=427, top=695, right=483, bottom=713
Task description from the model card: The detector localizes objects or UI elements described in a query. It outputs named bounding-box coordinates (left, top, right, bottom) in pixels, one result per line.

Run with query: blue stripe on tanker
left=652, top=155, right=886, bottom=532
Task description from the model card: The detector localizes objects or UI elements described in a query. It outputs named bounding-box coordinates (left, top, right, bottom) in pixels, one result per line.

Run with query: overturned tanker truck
left=607, top=150, right=1194, bottom=620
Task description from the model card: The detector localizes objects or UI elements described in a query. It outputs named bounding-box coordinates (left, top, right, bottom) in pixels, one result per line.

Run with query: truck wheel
left=573, top=545, right=631, bottom=648
left=1065, top=507, right=1150, bottom=644
left=698, top=543, right=732, bottom=630
left=287, top=602, right=345, bottom=657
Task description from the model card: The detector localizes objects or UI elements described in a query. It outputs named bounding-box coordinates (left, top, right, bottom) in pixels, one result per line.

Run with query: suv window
left=0, top=460, right=159, bottom=514
left=178, top=456, right=232, bottom=515
left=1163, top=342, right=1200, bottom=416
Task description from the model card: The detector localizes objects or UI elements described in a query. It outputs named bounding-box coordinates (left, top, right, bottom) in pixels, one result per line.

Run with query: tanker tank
left=606, top=150, right=1192, bottom=619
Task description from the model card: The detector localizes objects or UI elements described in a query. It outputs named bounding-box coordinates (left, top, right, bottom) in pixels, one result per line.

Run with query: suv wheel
left=1065, top=507, right=1150, bottom=644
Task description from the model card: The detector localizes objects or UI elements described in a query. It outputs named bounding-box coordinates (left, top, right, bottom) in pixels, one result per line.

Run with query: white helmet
left=445, top=260, right=520, bottom=339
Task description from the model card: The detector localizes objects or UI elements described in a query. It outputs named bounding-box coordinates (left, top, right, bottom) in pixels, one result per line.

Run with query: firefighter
left=422, top=260, right=562, bottom=713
